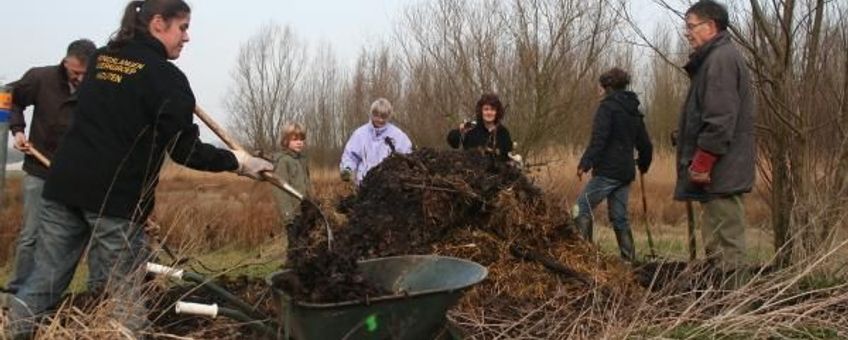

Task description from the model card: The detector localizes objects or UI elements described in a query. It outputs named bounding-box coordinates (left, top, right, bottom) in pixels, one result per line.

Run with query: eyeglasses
left=684, top=20, right=711, bottom=32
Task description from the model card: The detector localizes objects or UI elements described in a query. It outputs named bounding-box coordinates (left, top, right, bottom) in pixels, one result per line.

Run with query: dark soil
left=279, top=148, right=548, bottom=303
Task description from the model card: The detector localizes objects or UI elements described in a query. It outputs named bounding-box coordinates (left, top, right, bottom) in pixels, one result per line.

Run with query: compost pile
left=281, top=148, right=640, bottom=312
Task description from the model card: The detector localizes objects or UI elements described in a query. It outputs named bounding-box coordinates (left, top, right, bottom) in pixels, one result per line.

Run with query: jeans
left=575, top=176, right=632, bottom=233
left=6, top=175, right=45, bottom=293
left=7, top=199, right=151, bottom=337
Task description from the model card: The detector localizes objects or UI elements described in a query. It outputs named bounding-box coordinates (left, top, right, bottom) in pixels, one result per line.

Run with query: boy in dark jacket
left=574, top=68, right=653, bottom=262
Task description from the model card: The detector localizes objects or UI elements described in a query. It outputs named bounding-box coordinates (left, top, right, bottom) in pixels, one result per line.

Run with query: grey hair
left=370, top=98, right=393, bottom=119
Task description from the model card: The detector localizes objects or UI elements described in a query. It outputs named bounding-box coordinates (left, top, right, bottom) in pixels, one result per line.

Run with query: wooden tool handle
left=27, top=145, right=51, bottom=168
left=193, top=106, right=244, bottom=152
left=193, top=106, right=305, bottom=200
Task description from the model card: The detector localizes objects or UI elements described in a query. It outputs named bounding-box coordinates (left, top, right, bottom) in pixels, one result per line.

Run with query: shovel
left=193, top=106, right=333, bottom=249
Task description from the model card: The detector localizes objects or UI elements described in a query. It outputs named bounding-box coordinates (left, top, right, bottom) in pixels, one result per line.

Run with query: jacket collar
left=282, top=148, right=303, bottom=159
left=683, top=31, right=730, bottom=77
left=370, top=122, right=390, bottom=137
left=56, top=60, right=70, bottom=83
left=136, top=33, right=169, bottom=59
left=53, top=60, right=74, bottom=94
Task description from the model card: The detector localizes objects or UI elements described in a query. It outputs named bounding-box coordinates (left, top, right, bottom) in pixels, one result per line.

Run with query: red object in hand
left=689, top=148, right=718, bottom=174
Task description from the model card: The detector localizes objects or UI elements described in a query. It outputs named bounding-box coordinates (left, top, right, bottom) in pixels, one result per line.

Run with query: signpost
left=0, top=84, right=11, bottom=207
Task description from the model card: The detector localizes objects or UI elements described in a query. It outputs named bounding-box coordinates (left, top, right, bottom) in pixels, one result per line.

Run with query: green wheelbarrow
left=267, top=255, right=488, bottom=340
left=150, top=255, right=487, bottom=339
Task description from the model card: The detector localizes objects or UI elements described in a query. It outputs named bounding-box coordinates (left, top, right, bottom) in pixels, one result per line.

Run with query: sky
left=1, top=0, right=673, bottom=144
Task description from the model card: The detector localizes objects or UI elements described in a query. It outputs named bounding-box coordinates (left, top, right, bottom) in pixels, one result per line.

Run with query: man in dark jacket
left=4, top=39, right=97, bottom=294
left=675, top=0, right=755, bottom=270
left=574, top=68, right=652, bottom=262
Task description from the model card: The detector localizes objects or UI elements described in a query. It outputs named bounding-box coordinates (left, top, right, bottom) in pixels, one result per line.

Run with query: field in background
left=2, top=147, right=775, bottom=271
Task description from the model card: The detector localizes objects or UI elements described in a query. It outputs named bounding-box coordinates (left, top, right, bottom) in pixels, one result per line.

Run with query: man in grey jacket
left=675, top=0, right=755, bottom=270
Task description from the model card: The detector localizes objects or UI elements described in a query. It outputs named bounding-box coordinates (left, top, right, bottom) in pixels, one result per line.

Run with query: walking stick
left=638, top=173, right=657, bottom=258
left=686, top=201, right=697, bottom=261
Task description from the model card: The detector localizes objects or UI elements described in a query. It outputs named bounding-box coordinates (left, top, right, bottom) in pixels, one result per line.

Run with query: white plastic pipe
left=175, top=301, right=219, bottom=318
left=145, top=262, right=184, bottom=280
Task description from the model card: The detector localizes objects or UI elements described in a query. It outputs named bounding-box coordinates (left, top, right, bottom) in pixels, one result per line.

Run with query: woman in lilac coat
left=340, top=98, right=412, bottom=185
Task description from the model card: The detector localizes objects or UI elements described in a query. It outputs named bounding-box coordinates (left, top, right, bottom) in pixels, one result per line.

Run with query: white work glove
left=231, top=149, right=274, bottom=180
left=508, top=152, right=524, bottom=169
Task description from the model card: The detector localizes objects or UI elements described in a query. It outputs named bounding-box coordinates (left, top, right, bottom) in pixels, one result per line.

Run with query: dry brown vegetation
left=3, top=150, right=848, bottom=339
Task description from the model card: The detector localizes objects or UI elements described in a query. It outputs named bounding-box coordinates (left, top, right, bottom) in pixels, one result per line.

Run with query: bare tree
left=394, top=0, right=623, bottom=154
left=301, top=42, right=345, bottom=165
left=337, top=45, right=404, bottom=147
left=643, top=25, right=689, bottom=149
left=226, top=23, right=306, bottom=154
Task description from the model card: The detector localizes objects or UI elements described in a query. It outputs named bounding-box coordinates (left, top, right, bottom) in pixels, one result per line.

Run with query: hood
left=607, top=90, right=642, bottom=117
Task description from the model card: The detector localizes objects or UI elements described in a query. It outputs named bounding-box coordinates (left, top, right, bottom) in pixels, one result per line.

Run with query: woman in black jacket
left=447, top=93, right=513, bottom=161
left=573, top=68, right=653, bottom=263
left=6, top=1, right=273, bottom=336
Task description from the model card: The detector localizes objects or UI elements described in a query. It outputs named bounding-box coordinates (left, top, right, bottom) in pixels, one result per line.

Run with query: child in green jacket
left=274, top=123, right=312, bottom=227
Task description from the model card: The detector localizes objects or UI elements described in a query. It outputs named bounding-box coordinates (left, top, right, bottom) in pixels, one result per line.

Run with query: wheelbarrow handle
left=146, top=262, right=185, bottom=280
left=176, top=300, right=279, bottom=338
left=176, top=301, right=219, bottom=318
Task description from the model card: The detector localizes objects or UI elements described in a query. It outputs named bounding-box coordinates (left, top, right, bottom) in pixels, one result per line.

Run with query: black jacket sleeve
left=498, top=127, right=513, bottom=156
left=579, top=103, right=612, bottom=171
left=153, top=64, right=238, bottom=172
left=170, top=124, right=239, bottom=171
left=447, top=128, right=463, bottom=149
left=8, top=68, right=38, bottom=134
left=636, top=119, right=653, bottom=173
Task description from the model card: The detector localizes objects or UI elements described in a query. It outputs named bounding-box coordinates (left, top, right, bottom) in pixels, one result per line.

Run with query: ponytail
left=108, top=0, right=191, bottom=51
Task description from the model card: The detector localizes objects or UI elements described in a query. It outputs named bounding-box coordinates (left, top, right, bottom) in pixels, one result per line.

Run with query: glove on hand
left=688, top=148, right=718, bottom=185
left=340, top=168, right=353, bottom=182
left=232, top=149, right=274, bottom=180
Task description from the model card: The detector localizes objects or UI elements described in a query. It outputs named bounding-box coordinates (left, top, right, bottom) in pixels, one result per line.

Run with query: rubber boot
left=574, top=215, right=593, bottom=242
left=615, top=228, right=636, bottom=263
